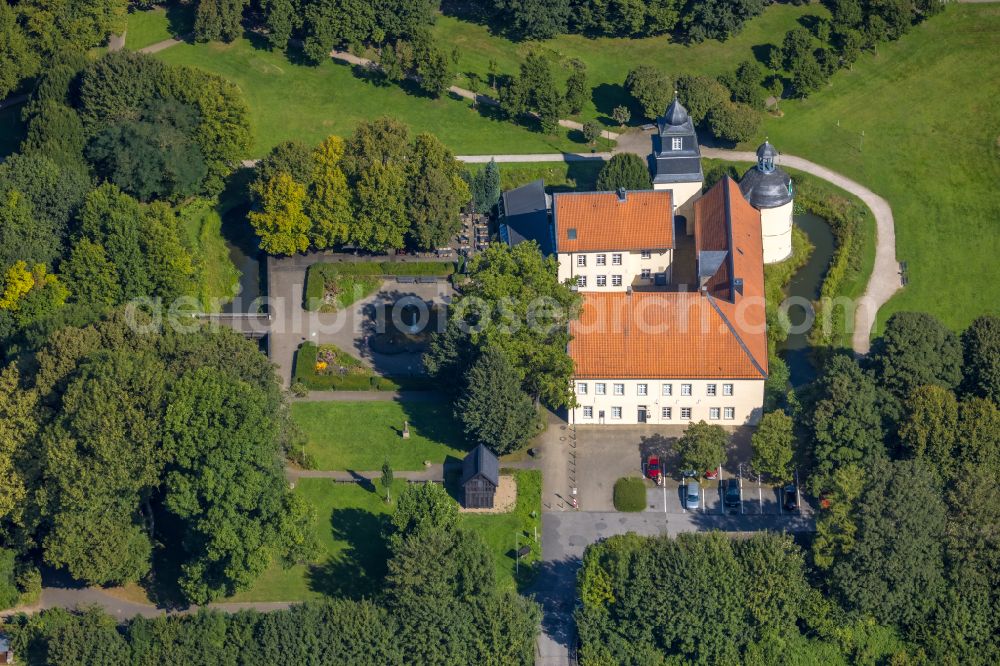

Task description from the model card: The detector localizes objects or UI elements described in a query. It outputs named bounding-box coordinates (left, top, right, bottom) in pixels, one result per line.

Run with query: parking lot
left=645, top=475, right=811, bottom=517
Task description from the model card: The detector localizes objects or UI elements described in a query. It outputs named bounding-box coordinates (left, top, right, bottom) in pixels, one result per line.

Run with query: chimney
left=616, top=188, right=627, bottom=202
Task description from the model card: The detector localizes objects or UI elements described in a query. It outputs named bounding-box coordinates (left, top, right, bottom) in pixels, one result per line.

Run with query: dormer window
left=671, top=137, right=682, bottom=151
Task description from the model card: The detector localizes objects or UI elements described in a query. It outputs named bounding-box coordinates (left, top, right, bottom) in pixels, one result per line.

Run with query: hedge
left=304, top=261, right=456, bottom=311
left=613, top=477, right=648, bottom=512
left=293, top=342, right=435, bottom=391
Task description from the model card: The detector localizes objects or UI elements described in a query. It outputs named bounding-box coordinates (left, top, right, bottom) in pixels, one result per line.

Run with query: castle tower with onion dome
left=739, top=140, right=794, bottom=264
left=651, top=94, right=704, bottom=230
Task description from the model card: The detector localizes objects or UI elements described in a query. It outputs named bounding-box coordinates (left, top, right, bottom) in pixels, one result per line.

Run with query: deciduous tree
left=307, top=136, right=353, bottom=249
left=625, top=65, right=672, bottom=120
left=676, top=421, right=727, bottom=472
left=751, top=411, right=795, bottom=482
left=596, top=153, right=651, bottom=191
left=249, top=172, right=312, bottom=255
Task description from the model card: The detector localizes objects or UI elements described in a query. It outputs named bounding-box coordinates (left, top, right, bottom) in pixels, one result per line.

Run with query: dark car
left=783, top=484, right=799, bottom=512
left=724, top=478, right=741, bottom=509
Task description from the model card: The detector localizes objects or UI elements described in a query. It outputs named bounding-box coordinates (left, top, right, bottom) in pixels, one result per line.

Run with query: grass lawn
left=0, top=104, right=26, bottom=159
left=761, top=5, right=1000, bottom=334
left=466, top=160, right=605, bottom=192
left=226, top=477, right=405, bottom=602
left=457, top=470, right=542, bottom=590
left=177, top=198, right=241, bottom=311
left=291, top=400, right=469, bottom=470
left=125, top=4, right=194, bottom=50
left=153, top=36, right=605, bottom=157
left=435, top=3, right=826, bottom=126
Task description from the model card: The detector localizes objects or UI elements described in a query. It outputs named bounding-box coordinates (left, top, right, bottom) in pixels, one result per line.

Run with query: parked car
left=646, top=456, right=662, bottom=485
left=783, top=484, right=799, bottom=512
left=724, top=478, right=741, bottom=509
left=704, top=468, right=719, bottom=480
left=685, top=480, right=701, bottom=510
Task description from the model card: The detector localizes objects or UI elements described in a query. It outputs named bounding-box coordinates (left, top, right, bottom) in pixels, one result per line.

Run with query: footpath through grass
left=153, top=36, right=602, bottom=157
left=291, top=400, right=469, bottom=470
left=762, top=5, right=1000, bottom=334
left=435, top=3, right=825, bottom=126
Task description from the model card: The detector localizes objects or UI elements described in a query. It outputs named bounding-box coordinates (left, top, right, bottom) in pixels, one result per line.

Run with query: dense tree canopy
left=0, top=311, right=307, bottom=604
left=426, top=242, right=582, bottom=408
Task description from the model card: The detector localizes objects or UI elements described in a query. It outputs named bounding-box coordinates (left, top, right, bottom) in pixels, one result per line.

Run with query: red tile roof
left=569, top=177, right=767, bottom=380
left=553, top=190, right=673, bottom=253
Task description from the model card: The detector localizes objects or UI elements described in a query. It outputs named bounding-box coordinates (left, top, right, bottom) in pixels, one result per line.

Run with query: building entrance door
left=638, top=407, right=648, bottom=423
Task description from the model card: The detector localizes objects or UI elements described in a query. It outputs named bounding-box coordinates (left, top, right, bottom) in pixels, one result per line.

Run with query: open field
left=435, top=3, right=827, bottom=125
left=291, top=400, right=469, bottom=470
left=761, top=5, right=1000, bottom=333
left=125, top=3, right=194, bottom=50
left=153, top=37, right=605, bottom=157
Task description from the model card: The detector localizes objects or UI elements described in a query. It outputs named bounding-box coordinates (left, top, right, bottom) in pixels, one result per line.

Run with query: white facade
left=570, top=378, right=765, bottom=426
left=557, top=249, right=673, bottom=291
left=761, top=201, right=794, bottom=264
left=654, top=180, right=703, bottom=231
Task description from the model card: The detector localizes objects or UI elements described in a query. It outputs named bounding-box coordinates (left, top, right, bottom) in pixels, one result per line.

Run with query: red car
left=646, top=456, right=662, bottom=485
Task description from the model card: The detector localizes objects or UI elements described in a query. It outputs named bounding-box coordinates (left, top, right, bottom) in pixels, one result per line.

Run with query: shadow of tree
left=524, top=556, right=584, bottom=649
left=165, top=3, right=196, bottom=41
left=307, top=507, right=390, bottom=599
left=592, top=82, right=635, bottom=123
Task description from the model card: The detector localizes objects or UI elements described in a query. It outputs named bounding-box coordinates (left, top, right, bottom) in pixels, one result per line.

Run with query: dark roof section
left=662, top=96, right=690, bottom=127
left=653, top=97, right=703, bottom=185
left=756, top=140, right=779, bottom=161
left=740, top=141, right=793, bottom=209
left=461, top=445, right=499, bottom=487
left=499, top=179, right=555, bottom=256
left=739, top=164, right=793, bottom=209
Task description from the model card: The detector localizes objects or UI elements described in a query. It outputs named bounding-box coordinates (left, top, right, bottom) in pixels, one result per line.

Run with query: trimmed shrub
left=304, top=261, right=456, bottom=311
left=613, top=477, right=647, bottom=512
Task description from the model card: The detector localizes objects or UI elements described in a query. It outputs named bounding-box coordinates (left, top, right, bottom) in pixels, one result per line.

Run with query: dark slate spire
left=653, top=91, right=702, bottom=186
left=662, top=94, right=690, bottom=127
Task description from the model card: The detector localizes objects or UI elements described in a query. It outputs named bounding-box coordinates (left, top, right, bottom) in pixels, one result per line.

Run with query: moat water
left=780, top=212, right=835, bottom=387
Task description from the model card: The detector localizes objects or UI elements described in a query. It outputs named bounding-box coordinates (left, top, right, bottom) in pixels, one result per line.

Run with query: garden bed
left=293, top=342, right=434, bottom=391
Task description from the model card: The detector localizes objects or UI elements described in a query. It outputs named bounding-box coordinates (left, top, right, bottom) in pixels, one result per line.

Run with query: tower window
left=671, top=137, right=682, bottom=151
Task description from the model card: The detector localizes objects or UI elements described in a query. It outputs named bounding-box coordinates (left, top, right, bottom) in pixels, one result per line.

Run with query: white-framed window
left=596, top=275, right=607, bottom=287
left=681, top=383, right=692, bottom=396
left=723, top=383, right=734, bottom=396
left=724, top=407, right=735, bottom=420
left=583, top=406, right=593, bottom=419
left=661, top=406, right=672, bottom=419
left=681, top=407, right=692, bottom=420
left=612, top=275, right=623, bottom=287
left=672, top=137, right=682, bottom=151
left=662, top=383, right=672, bottom=396
left=576, top=275, right=587, bottom=288
left=612, top=253, right=623, bottom=265
left=577, top=255, right=586, bottom=267
left=706, top=384, right=717, bottom=396
left=637, top=383, right=648, bottom=396
left=640, top=250, right=652, bottom=259
left=611, top=406, right=622, bottom=419
left=596, top=382, right=606, bottom=395
left=709, top=407, right=721, bottom=420
left=596, top=254, right=606, bottom=266
left=613, top=383, right=624, bottom=396
left=577, top=382, right=588, bottom=395
left=641, top=268, right=651, bottom=279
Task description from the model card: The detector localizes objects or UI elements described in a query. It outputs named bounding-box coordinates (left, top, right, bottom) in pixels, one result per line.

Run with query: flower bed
left=293, top=342, right=434, bottom=391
